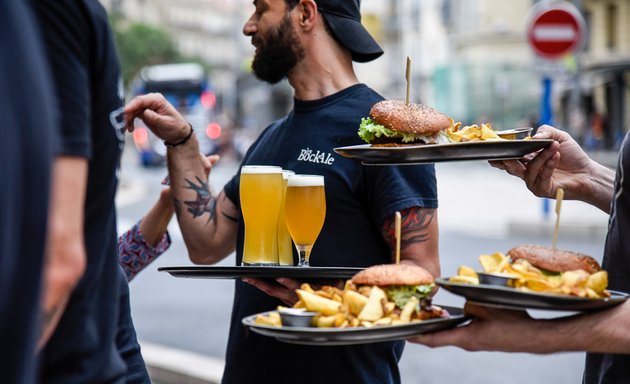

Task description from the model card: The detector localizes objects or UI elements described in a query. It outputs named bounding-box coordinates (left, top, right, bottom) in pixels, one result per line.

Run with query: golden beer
left=284, top=175, right=326, bottom=266
left=240, top=165, right=283, bottom=265
left=277, top=170, right=295, bottom=266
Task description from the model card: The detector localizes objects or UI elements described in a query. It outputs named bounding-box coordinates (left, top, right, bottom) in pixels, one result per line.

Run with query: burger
left=351, top=263, right=445, bottom=320
left=505, top=245, right=610, bottom=298
left=508, top=245, right=601, bottom=275
left=358, top=100, right=454, bottom=146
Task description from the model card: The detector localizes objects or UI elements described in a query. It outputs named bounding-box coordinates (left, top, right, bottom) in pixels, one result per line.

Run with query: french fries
left=296, top=289, right=342, bottom=316
left=450, top=252, right=611, bottom=299
left=254, top=281, right=438, bottom=329
left=254, top=311, right=281, bottom=327
left=445, top=122, right=505, bottom=143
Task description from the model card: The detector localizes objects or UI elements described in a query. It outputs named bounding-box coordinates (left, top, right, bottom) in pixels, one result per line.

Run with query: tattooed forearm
left=174, top=176, right=218, bottom=224
left=382, top=207, right=434, bottom=252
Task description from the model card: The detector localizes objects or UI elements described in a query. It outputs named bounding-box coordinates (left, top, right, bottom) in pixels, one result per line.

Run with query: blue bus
left=130, top=63, right=220, bottom=166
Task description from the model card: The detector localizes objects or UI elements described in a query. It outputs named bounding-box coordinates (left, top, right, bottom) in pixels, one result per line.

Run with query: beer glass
left=277, top=170, right=295, bottom=266
left=284, top=175, right=326, bottom=267
left=240, top=165, right=283, bottom=266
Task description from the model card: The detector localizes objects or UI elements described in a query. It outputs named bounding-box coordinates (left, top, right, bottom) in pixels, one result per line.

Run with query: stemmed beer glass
left=284, top=175, right=326, bottom=267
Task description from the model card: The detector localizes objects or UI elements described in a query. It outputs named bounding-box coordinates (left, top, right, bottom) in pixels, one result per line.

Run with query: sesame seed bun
left=508, top=245, right=601, bottom=274
left=370, top=100, right=452, bottom=135
left=351, top=264, right=435, bottom=286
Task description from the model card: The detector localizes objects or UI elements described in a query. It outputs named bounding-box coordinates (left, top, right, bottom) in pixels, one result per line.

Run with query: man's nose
left=243, top=16, right=256, bottom=36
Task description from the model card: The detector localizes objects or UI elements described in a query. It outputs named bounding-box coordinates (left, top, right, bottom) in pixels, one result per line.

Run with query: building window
left=606, top=3, right=617, bottom=50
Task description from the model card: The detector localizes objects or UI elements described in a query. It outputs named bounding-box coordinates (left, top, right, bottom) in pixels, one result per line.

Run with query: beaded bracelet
left=164, top=123, right=194, bottom=148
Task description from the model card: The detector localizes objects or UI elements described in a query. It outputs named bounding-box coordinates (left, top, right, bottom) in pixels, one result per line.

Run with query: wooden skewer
left=552, top=188, right=564, bottom=249
left=405, top=57, right=411, bottom=106
left=395, top=211, right=402, bottom=264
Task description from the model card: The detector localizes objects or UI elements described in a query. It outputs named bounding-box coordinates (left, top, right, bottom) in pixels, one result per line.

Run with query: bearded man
left=124, top=1, right=440, bottom=383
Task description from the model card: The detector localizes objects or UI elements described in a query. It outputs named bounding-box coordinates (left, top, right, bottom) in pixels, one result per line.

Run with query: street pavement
left=118, top=144, right=610, bottom=383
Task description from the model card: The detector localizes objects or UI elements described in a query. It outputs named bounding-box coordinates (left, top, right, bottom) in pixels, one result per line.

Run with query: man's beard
left=251, top=14, right=304, bottom=84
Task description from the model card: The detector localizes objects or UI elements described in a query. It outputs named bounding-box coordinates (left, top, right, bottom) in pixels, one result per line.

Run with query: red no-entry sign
left=527, top=2, right=585, bottom=59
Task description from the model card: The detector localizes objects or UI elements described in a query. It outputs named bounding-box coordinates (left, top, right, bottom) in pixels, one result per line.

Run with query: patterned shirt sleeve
left=119, top=220, right=171, bottom=281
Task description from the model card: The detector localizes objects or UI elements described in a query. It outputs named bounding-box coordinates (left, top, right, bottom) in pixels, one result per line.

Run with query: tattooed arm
left=124, top=93, right=239, bottom=264
left=381, top=207, right=440, bottom=278
left=39, top=157, right=88, bottom=349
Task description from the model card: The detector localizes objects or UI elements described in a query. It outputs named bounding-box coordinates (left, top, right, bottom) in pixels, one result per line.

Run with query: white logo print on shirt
left=297, top=148, right=335, bottom=165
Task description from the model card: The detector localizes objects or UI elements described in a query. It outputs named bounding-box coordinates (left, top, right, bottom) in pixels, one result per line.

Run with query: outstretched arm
left=490, top=125, right=615, bottom=213
left=119, top=156, right=223, bottom=280
left=124, top=93, right=239, bottom=264
left=119, top=188, right=173, bottom=281
left=409, top=300, right=630, bottom=354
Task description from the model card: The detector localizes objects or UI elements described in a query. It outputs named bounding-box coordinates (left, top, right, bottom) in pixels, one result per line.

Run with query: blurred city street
left=117, top=142, right=610, bottom=384
left=101, top=0, right=629, bottom=381
left=3, top=0, right=627, bottom=382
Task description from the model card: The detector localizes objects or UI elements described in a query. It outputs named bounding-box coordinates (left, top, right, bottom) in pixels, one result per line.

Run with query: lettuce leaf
left=383, top=284, right=435, bottom=309
left=358, top=117, right=427, bottom=144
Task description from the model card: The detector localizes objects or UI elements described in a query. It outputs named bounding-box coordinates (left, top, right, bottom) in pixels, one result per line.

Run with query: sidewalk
left=142, top=342, right=223, bottom=384
left=435, top=161, right=609, bottom=242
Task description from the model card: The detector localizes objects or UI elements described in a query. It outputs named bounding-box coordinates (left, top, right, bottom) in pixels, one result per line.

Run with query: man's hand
left=242, top=278, right=301, bottom=306
left=489, top=125, right=594, bottom=201
left=124, top=92, right=190, bottom=144
left=489, top=125, right=615, bottom=212
left=408, top=302, right=547, bottom=352
left=242, top=278, right=345, bottom=306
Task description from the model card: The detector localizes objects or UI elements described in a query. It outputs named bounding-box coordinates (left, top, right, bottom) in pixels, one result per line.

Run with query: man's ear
left=297, top=0, right=317, bottom=30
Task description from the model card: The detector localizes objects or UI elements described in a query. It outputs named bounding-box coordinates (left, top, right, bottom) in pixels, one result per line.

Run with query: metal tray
left=242, top=306, right=469, bottom=346
left=334, top=139, right=553, bottom=165
left=437, top=277, right=629, bottom=311
left=158, top=266, right=363, bottom=280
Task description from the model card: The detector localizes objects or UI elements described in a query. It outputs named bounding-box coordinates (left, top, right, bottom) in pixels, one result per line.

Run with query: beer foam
left=282, top=170, right=295, bottom=179
left=287, top=175, right=325, bottom=187
left=240, top=165, right=283, bottom=174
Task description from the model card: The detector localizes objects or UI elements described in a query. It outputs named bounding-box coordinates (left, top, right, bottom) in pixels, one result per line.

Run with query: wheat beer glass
left=240, top=165, right=283, bottom=266
left=284, top=175, right=326, bottom=267
left=277, top=170, right=295, bottom=266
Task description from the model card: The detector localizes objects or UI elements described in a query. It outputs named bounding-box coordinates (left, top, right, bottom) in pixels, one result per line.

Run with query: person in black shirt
left=125, top=1, right=440, bottom=383
left=0, top=2, right=57, bottom=383
left=32, top=0, right=148, bottom=382
left=410, top=125, right=630, bottom=384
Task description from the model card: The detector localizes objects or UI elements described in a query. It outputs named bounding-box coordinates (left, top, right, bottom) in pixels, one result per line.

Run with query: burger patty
left=508, top=244, right=601, bottom=274
left=369, top=137, right=429, bottom=146
left=370, top=100, right=452, bottom=135
left=352, top=263, right=434, bottom=286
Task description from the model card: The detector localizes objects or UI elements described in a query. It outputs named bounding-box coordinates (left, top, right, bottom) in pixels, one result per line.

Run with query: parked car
left=129, top=63, right=220, bottom=166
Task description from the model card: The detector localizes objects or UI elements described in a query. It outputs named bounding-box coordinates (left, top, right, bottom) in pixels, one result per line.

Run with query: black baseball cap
left=315, top=0, right=383, bottom=63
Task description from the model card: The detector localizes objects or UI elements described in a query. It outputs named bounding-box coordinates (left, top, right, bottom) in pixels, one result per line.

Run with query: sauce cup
left=496, top=127, right=533, bottom=140
left=278, top=308, right=317, bottom=327
left=477, top=272, right=518, bottom=287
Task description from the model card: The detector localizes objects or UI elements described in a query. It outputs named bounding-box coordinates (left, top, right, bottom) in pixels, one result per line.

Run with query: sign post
left=526, top=1, right=585, bottom=219
left=527, top=3, right=585, bottom=60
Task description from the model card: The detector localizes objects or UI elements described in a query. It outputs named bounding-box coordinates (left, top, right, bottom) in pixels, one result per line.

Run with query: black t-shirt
left=0, top=2, right=57, bottom=384
left=584, top=131, right=630, bottom=383
left=32, top=0, right=126, bottom=382
left=222, top=84, right=438, bottom=384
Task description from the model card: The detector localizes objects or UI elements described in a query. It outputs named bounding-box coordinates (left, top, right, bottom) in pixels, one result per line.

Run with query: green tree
left=111, top=17, right=182, bottom=86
